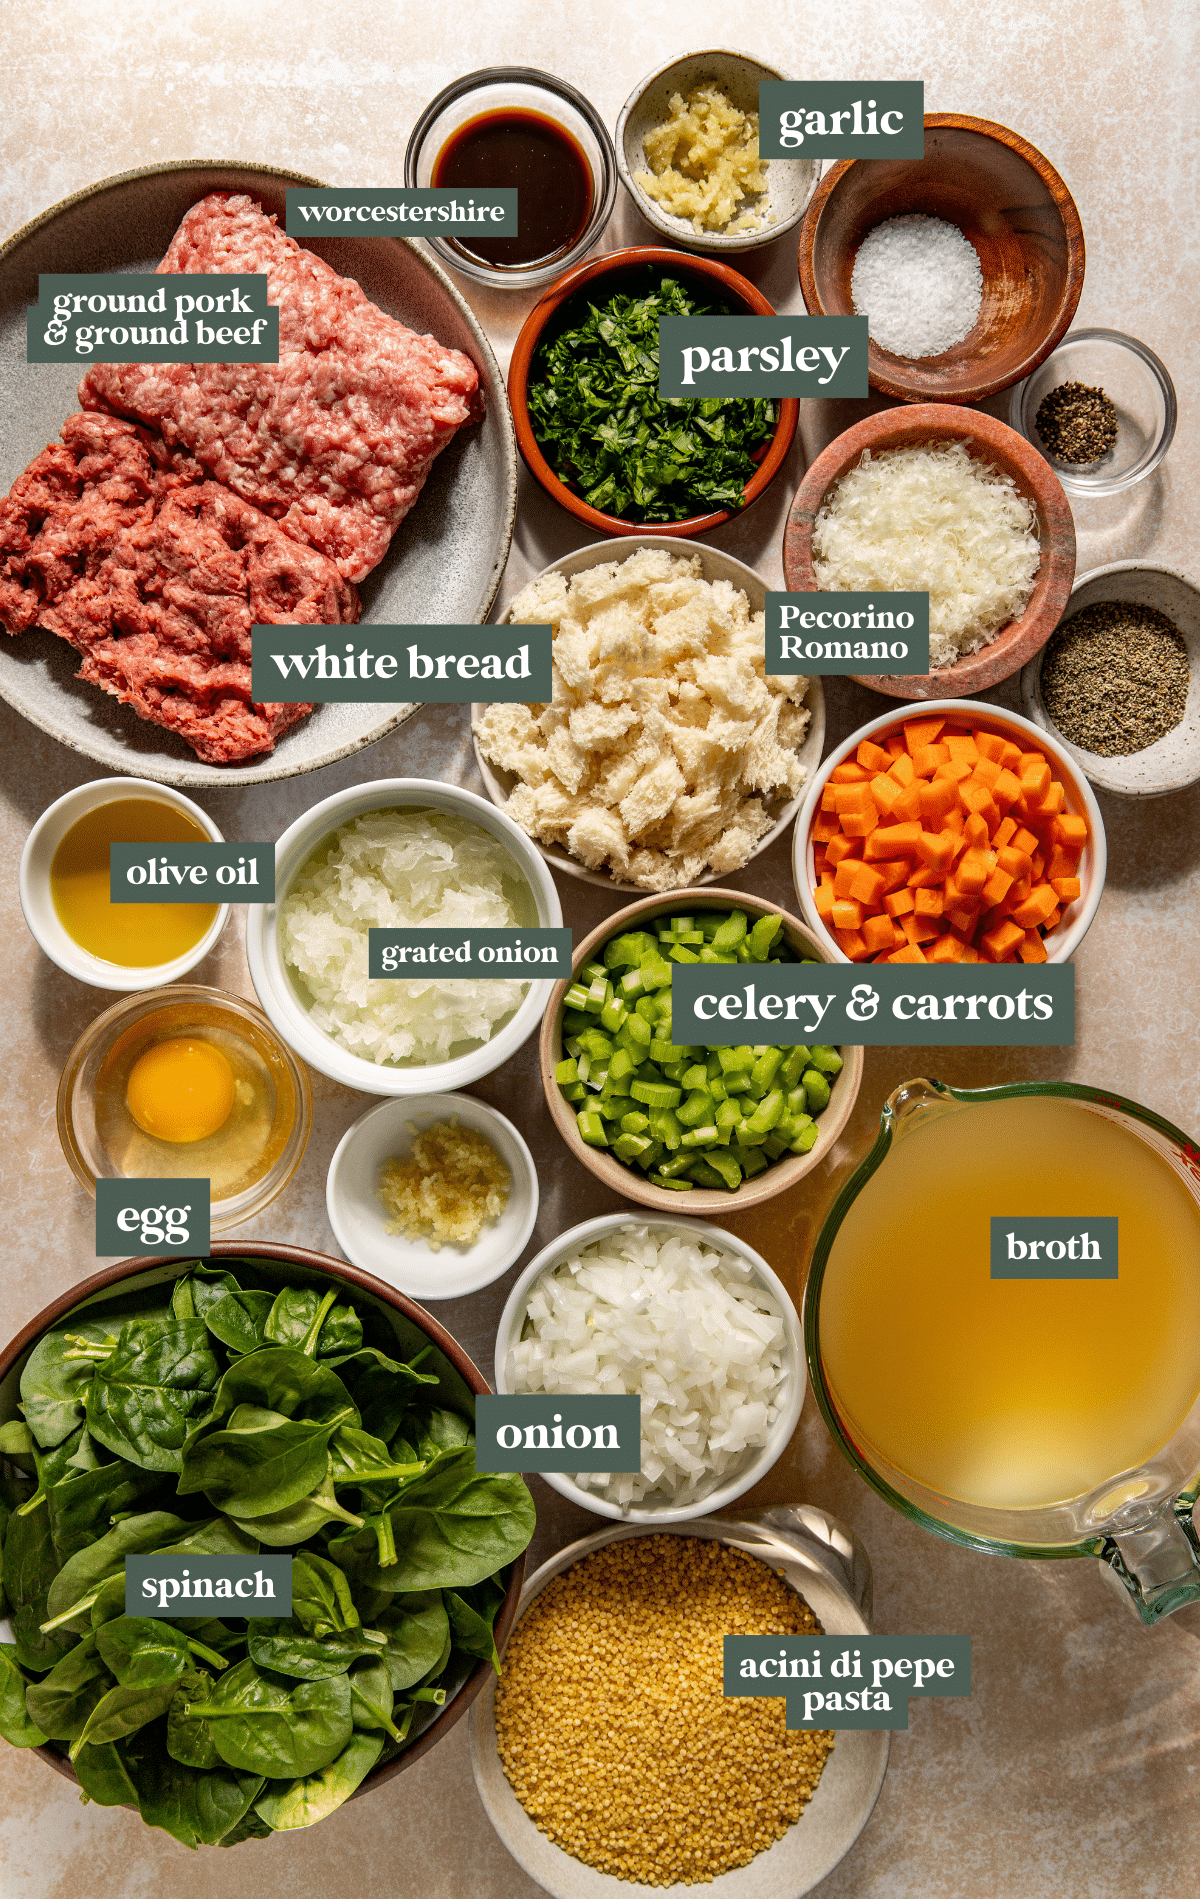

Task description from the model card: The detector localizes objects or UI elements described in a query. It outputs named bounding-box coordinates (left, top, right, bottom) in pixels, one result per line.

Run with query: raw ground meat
left=80, top=193, right=485, bottom=581
left=0, top=412, right=357, bottom=764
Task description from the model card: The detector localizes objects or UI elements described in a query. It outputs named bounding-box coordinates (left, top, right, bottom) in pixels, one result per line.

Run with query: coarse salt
left=851, top=213, right=983, bottom=359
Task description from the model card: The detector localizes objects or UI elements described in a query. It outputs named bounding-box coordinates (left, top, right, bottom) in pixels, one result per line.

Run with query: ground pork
left=80, top=193, right=484, bottom=582
left=0, top=412, right=355, bottom=764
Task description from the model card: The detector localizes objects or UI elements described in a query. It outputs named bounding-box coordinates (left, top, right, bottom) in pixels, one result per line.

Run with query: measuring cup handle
left=749, top=1504, right=875, bottom=1620
left=1099, top=1501, right=1200, bottom=1625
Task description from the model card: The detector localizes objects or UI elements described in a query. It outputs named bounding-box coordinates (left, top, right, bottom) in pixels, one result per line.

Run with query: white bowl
left=615, top=49, right=820, bottom=255
left=1021, top=563, right=1200, bottom=796
left=469, top=1508, right=889, bottom=1899
left=246, top=778, right=563, bottom=1096
left=494, top=1213, right=804, bottom=1522
left=791, top=698, right=1107, bottom=964
left=472, top=536, right=825, bottom=891
left=19, top=777, right=229, bottom=991
left=326, top=1092, right=539, bottom=1300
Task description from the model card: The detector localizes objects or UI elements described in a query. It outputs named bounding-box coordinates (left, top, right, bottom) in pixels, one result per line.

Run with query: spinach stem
left=300, top=1291, right=338, bottom=1357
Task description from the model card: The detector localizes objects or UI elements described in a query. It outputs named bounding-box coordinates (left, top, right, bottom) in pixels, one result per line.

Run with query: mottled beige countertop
left=1, top=2, right=1198, bottom=1894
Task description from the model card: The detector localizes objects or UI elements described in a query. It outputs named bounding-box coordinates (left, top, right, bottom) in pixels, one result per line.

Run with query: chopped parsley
left=526, top=270, right=778, bottom=523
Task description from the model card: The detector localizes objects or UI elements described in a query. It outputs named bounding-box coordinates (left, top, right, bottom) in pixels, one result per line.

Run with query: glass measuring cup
left=804, top=1078, right=1200, bottom=1625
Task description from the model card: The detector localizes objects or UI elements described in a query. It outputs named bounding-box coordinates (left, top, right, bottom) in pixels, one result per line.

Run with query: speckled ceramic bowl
left=616, top=50, right=819, bottom=254
left=0, top=161, right=516, bottom=787
left=1021, top=564, right=1200, bottom=796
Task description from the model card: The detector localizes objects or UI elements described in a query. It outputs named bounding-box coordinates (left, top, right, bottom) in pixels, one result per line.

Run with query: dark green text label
left=670, top=964, right=1075, bottom=1046
left=758, top=82, right=925, bottom=159
left=110, top=843, right=274, bottom=903
left=474, top=1396, right=641, bottom=1473
left=250, top=626, right=553, bottom=704
left=725, top=1633, right=969, bottom=1728
left=368, top=927, right=571, bottom=980
left=96, top=1180, right=211, bottom=1258
left=990, top=1216, right=1118, bottom=1280
left=125, top=1555, right=292, bottom=1618
left=659, top=316, right=867, bottom=398
left=28, top=274, right=278, bottom=362
left=766, top=593, right=930, bottom=674
left=285, top=187, right=517, bottom=236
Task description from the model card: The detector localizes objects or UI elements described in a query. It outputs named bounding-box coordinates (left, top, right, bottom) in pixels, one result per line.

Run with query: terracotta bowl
left=508, top=246, right=799, bottom=538
left=782, top=404, right=1076, bottom=700
left=539, top=888, right=864, bottom=1215
left=0, top=1242, right=525, bottom=1808
left=797, top=114, right=1085, bottom=405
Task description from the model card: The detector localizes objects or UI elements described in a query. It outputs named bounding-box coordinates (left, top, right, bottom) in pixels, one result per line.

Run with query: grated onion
left=507, top=1225, right=789, bottom=1510
left=812, top=440, right=1042, bottom=670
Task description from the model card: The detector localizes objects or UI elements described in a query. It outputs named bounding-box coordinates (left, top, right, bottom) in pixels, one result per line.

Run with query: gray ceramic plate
left=0, top=161, right=516, bottom=787
left=470, top=1509, right=889, bottom=1899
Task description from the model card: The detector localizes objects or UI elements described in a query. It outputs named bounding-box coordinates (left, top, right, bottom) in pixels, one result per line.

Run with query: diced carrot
left=861, top=914, right=900, bottom=954
left=870, top=773, right=904, bottom=816
left=960, top=944, right=982, bottom=963
left=914, top=888, right=944, bottom=917
left=907, top=865, right=943, bottom=888
left=956, top=847, right=995, bottom=895
left=890, top=782, right=925, bottom=823
left=928, top=933, right=965, bottom=963
left=944, top=808, right=966, bottom=838
left=872, top=821, right=923, bottom=854
left=1054, top=813, right=1088, bottom=849
left=997, top=845, right=1033, bottom=879
left=885, top=735, right=906, bottom=758
left=901, top=913, right=942, bottom=946
left=883, top=888, right=916, bottom=918
left=832, top=782, right=871, bottom=813
left=1043, top=905, right=1062, bottom=930
left=814, top=882, right=836, bottom=921
left=889, top=944, right=928, bottom=963
left=972, top=757, right=1003, bottom=790
left=963, top=811, right=990, bottom=847
left=830, top=761, right=872, bottom=783
left=826, top=835, right=861, bottom=868
left=1050, top=876, right=1081, bottom=903
left=1018, top=754, right=1051, bottom=800
left=918, top=778, right=959, bottom=824
left=834, top=859, right=862, bottom=898
left=1046, top=843, right=1081, bottom=881
left=1010, top=883, right=1058, bottom=928
left=1018, top=929, right=1048, bottom=964
left=915, top=829, right=955, bottom=876
left=911, top=742, right=951, bottom=777
left=1008, top=877, right=1032, bottom=905
left=974, top=732, right=1007, bottom=764
left=848, top=863, right=888, bottom=907
left=999, top=740, right=1023, bottom=771
left=993, top=769, right=1022, bottom=811
left=1027, top=781, right=1065, bottom=818
left=821, top=785, right=839, bottom=812
left=841, top=802, right=881, bottom=838
left=812, top=811, right=841, bottom=843
left=959, top=780, right=1000, bottom=829
left=904, top=717, right=946, bottom=753
left=873, top=859, right=911, bottom=893
left=887, top=752, right=917, bottom=788
left=945, top=734, right=979, bottom=768
left=944, top=905, right=979, bottom=936
left=1011, top=825, right=1039, bottom=856
left=934, top=757, right=974, bottom=785
left=981, top=866, right=1015, bottom=906
left=832, top=899, right=866, bottom=931
left=993, top=815, right=1018, bottom=848
left=981, top=918, right=1026, bottom=960
left=857, top=739, right=892, bottom=772
left=1030, top=851, right=1045, bottom=879
left=834, top=927, right=871, bottom=961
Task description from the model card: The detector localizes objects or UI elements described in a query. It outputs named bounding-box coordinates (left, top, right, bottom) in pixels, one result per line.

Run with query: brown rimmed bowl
left=782, top=404, right=1077, bottom=700
left=797, top=113, right=1085, bottom=405
left=0, top=1241, right=526, bottom=1807
left=508, top=246, right=799, bottom=538
left=539, top=889, right=864, bottom=1214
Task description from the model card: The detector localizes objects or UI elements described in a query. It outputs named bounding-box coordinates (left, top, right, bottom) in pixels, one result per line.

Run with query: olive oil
left=50, top=798, right=218, bottom=967
left=818, top=1095, right=1200, bottom=1511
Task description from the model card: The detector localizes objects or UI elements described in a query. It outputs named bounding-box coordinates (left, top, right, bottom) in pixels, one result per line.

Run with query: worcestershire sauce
left=432, top=110, right=592, bottom=269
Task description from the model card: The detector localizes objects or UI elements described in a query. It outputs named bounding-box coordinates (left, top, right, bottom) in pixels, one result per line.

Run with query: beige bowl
left=469, top=1508, right=889, bottom=1899
left=472, top=536, right=825, bottom=891
left=540, top=888, right=863, bottom=1215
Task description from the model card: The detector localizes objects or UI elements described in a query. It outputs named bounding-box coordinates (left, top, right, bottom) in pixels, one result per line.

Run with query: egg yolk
left=126, top=1038, right=236, bottom=1144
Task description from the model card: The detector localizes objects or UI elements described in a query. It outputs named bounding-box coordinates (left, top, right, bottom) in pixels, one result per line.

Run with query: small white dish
left=1021, top=563, right=1200, bottom=797
left=20, top=776, right=229, bottom=991
left=792, top=698, right=1107, bottom=964
left=494, top=1213, right=804, bottom=1522
left=326, top=1092, right=538, bottom=1301
left=245, top=778, right=562, bottom=1096
left=615, top=49, right=820, bottom=255
left=472, top=536, right=825, bottom=892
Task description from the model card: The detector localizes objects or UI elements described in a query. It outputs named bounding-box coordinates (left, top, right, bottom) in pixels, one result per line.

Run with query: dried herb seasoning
left=1041, top=601, right=1189, bottom=755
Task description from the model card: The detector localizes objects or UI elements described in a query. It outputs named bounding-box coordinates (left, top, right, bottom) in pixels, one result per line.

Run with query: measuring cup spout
left=1099, top=1500, right=1200, bottom=1625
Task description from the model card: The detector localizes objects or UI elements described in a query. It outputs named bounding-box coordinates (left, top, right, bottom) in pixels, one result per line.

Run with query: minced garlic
left=377, top=1118, right=509, bottom=1249
left=636, top=82, right=771, bottom=234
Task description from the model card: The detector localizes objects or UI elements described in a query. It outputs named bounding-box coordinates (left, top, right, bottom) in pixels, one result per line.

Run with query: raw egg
left=126, top=1038, right=236, bottom=1144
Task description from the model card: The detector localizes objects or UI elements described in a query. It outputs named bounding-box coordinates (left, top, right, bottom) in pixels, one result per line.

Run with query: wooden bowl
left=508, top=246, right=799, bottom=538
left=0, top=1242, right=526, bottom=1809
left=797, top=114, right=1085, bottom=405
left=539, top=888, right=864, bottom=1215
left=782, top=404, right=1077, bottom=700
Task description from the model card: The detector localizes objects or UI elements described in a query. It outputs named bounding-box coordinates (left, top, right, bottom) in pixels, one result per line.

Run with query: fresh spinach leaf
left=43, top=1510, right=190, bottom=1634
left=190, top=1347, right=360, bottom=1434
left=24, top=1635, right=112, bottom=1741
left=72, top=1738, right=139, bottom=1808
left=95, top=1616, right=227, bottom=1685
left=254, top=1729, right=383, bottom=1832
left=202, top=1292, right=275, bottom=1357
left=123, top=1717, right=264, bottom=1847
left=330, top=1451, right=534, bottom=1593
left=179, top=1406, right=339, bottom=1518
left=168, top=1668, right=221, bottom=1766
left=369, top=1594, right=450, bottom=1692
left=46, top=1455, right=164, bottom=1568
left=86, top=1317, right=220, bottom=1472
left=182, top=1660, right=352, bottom=1777
left=445, top=1576, right=506, bottom=1674
left=291, top=1551, right=359, bottom=1638
left=0, top=1643, right=49, bottom=1746
left=19, top=1318, right=115, bottom=1447
left=347, top=1656, right=400, bottom=1740
left=265, top=1288, right=362, bottom=1359
left=246, top=1622, right=384, bottom=1680
left=70, top=1670, right=186, bottom=1757
left=226, top=1471, right=362, bottom=1546
left=5, top=1494, right=78, bottom=1669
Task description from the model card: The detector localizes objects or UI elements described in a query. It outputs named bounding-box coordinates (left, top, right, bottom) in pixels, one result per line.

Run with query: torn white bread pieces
left=475, top=550, right=810, bottom=891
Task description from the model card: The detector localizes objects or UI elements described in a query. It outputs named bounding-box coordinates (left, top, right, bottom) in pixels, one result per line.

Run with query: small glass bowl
left=1009, top=328, right=1176, bottom=496
left=404, top=66, right=617, bottom=289
left=57, top=985, right=312, bottom=1234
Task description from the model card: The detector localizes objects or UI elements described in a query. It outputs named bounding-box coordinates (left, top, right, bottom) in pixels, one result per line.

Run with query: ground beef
left=0, top=412, right=356, bottom=764
left=80, top=193, right=484, bottom=582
